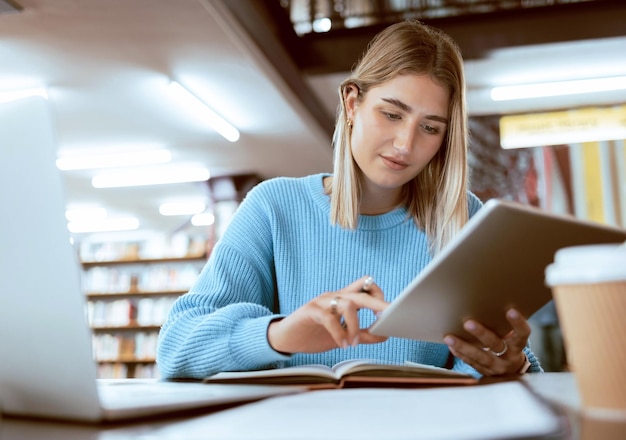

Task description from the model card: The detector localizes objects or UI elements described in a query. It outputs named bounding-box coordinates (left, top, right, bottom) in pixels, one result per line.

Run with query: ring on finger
left=330, top=296, right=341, bottom=315
left=482, top=340, right=508, bottom=357
left=361, top=276, right=375, bottom=292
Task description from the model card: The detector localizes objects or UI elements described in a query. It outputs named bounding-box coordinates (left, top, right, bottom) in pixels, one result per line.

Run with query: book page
left=332, top=359, right=472, bottom=378
left=204, top=364, right=339, bottom=384
left=205, top=359, right=475, bottom=386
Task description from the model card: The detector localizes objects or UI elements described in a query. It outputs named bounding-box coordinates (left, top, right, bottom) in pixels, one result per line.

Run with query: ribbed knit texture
left=157, top=174, right=541, bottom=379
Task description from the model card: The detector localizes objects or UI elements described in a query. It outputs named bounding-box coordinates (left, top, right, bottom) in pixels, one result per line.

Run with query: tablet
left=369, top=199, right=626, bottom=345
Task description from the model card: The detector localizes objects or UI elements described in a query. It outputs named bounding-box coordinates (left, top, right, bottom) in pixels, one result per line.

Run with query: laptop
left=0, top=97, right=301, bottom=422
left=370, top=198, right=626, bottom=344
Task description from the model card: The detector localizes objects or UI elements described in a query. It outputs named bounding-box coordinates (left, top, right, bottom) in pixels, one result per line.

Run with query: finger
left=336, top=296, right=361, bottom=346
left=360, top=328, right=388, bottom=344
left=446, top=333, right=514, bottom=376
left=444, top=334, right=500, bottom=370
left=332, top=283, right=388, bottom=318
left=360, top=275, right=375, bottom=293
left=461, top=319, right=508, bottom=356
left=326, top=294, right=387, bottom=347
left=316, top=301, right=349, bottom=349
left=446, top=343, right=498, bottom=376
left=347, top=294, right=389, bottom=320
left=323, top=295, right=361, bottom=348
left=445, top=330, right=526, bottom=376
left=344, top=275, right=385, bottom=301
left=504, top=309, right=531, bottom=348
left=363, top=280, right=385, bottom=301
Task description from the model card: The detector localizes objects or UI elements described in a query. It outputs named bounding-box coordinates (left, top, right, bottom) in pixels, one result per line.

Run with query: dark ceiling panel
left=231, top=0, right=626, bottom=74
left=294, top=0, right=626, bottom=74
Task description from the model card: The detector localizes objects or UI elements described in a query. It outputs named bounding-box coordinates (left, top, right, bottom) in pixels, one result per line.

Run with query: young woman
left=157, top=20, right=541, bottom=379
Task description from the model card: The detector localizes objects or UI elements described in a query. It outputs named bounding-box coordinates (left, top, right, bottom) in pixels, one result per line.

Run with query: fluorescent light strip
left=65, top=207, right=107, bottom=222
left=491, top=76, right=626, bottom=101
left=0, top=88, right=48, bottom=104
left=57, top=149, right=172, bottom=171
left=67, top=217, right=140, bottom=234
left=92, top=166, right=210, bottom=188
left=159, top=201, right=206, bottom=216
left=191, top=212, right=215, bottom=226
left=168, top=81, right=240, bottom=142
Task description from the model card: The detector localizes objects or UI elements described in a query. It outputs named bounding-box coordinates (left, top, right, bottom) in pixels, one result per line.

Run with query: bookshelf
left=80, top=235, right=208, bottom=379
left=78, top=174, right=261, bottom=378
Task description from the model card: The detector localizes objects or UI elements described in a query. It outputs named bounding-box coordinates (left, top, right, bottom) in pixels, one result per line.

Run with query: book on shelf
left=92, top=331, right=158, bottom=363
left=203, top=359, right=477, bottom=389
left=78, top=234, right=208, bottom=262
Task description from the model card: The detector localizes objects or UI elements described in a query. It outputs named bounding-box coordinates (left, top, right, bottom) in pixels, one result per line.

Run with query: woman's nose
left=393, top=125, right=415, bottom=154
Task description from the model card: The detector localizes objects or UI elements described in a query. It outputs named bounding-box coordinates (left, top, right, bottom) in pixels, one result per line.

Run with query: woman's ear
left=343, top=84, right=359, bottom=120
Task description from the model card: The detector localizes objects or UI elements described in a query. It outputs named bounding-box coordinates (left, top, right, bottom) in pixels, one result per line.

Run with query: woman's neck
left=324, top=176, right=402, bottom=215
left=359, top=192, right=402, bottom=215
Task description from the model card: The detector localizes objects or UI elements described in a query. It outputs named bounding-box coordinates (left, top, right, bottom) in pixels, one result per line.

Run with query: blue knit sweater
left=157, top=174, right=541, bottom=379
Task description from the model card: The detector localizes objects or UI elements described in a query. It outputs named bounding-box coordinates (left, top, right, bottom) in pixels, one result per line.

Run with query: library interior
left=1, top=0, right=625, bottom=438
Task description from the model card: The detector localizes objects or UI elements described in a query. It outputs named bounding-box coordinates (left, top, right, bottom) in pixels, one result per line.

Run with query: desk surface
left=1, top=373, right=625, bottom=440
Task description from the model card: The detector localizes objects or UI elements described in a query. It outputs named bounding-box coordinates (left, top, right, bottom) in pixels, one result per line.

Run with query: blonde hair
left=329, top=20, right=469, bottom=254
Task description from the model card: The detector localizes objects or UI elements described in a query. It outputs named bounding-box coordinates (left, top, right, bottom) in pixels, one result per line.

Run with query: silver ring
left=330, top=296, right=341, bottom=315
left=483, top=340, right=508, bottom=357
left=361, top=276, right=374, bottom=292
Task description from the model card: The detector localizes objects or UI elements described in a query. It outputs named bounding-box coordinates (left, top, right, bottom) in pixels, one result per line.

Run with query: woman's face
left=346, top=73, right=449, bottom=199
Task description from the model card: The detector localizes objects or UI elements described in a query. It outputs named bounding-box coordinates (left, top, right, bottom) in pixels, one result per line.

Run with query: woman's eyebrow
left=381, top=97, right=448, bottom=124
left=425, top=115, right=448, bottom=124
left=382, top=97, right=412, bottom=113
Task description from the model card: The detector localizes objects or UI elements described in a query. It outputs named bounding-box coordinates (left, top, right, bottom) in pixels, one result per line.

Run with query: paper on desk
left=157, top=381, right=563, bottom=440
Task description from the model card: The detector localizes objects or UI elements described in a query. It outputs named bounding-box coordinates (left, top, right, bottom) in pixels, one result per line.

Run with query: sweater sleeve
left=156, top=183, right=291, bottom=379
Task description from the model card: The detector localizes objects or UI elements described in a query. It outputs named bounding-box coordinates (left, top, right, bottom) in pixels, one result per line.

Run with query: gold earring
left=347, top=119, right=353, bottom=128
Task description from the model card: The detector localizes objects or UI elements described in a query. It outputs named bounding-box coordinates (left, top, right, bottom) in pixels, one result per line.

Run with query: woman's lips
left=380, top=155, right=409, bottom=170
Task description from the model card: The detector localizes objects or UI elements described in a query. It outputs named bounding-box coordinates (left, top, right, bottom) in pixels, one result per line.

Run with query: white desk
left=1, top=373, right=625, bottom=439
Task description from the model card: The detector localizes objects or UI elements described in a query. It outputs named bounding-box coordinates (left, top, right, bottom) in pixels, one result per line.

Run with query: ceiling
left=1, top=0, right=625, bottom=242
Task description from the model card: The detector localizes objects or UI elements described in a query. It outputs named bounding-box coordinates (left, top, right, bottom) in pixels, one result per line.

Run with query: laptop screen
left=0, top=97, right=103, bottom=420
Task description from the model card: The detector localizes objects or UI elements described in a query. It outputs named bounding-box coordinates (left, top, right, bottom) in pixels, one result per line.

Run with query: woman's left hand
left=443, top=308, right=530, bottom=376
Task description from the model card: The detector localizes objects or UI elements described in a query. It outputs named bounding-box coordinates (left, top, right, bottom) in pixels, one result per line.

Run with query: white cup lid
left=545, top=242, right=626, bottom=286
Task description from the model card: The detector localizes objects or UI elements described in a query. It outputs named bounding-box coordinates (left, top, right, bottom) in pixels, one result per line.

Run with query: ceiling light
left=159, top=201, right=206, bottom=216
left=168, top=81, right=240, bottom=142
left=67, top=217, right=140, bottom=234
left=92, top=166, right=210, bottom=188
left=65, top=207, right=107, bottom=222
left=57, top=148, right=172, bottom=171
left=490, top=75, right=626, bottom=101
left=191, top=212, right=215, bottom=226
left=0, top=88, right=48, bottom=104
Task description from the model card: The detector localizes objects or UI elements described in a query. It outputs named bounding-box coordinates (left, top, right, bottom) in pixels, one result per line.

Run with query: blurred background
left=1, top=0, right=625, bottom=377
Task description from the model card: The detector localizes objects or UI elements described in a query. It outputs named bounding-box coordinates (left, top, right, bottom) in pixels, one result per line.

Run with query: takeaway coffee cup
left=545, top=242, right=626, bottom=418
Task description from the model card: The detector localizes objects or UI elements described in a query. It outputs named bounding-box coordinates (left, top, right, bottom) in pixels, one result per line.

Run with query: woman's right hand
left=267, top=276, right=389, bottom=354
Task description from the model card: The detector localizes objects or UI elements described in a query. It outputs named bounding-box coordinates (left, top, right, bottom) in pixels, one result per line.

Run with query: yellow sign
left=499, top=105, right=626, bottom=149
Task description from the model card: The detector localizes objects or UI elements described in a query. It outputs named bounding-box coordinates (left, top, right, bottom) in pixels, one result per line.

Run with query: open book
left=203, top=359, right=477, bottom=389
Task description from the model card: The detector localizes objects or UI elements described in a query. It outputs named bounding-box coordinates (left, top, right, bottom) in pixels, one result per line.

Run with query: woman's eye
left=421, top=123, right=440, bottom=134
left=382, top=112, right=401, bottom=121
